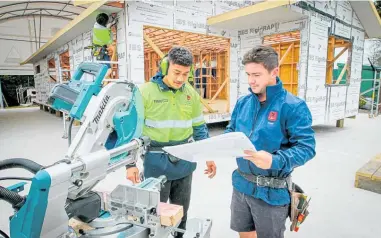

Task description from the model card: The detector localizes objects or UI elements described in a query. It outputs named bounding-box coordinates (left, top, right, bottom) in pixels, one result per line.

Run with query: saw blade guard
left=104, top=85, right=145, bottom=166
left=105, top=85, right=144, bottom=149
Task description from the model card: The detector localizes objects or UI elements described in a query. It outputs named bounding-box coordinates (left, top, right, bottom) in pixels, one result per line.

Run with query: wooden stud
left=335, top=63, right=347, bottom=85
left=279, top=43, right=293, bottom=66
left=355, top=154, right=381, bottom=194
left=105, top=1, right=124, bottom=8
left=209, top=79, right=228, bottom=103
left=201, top=98, right=217, bottom=113
left=159, top=202, right=184, bottom=227
left=143, top=32, right=165, bottom=58
left=69, top=218, right=94, bottom=234
left=327, top=46, right=348, bottom=69
left=143, top=25, right=230, bottom=113
left=207, top=0, right=298, bottom=26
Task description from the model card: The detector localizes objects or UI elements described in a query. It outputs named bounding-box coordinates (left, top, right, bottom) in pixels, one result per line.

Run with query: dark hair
left=96, top=13, right=109, bottom=27
left=167, top=46, right=193, bottom=67
left=242, top=46, right=278, bottom=72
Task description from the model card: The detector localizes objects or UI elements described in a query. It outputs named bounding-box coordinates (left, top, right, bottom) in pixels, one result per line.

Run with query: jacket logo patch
left=268, top=111, right=278, bottom=122
left=187, top=95, right=191, bottom=101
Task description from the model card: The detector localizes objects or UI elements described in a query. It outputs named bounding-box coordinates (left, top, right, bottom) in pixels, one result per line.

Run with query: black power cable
left=0, top=177, right=32, bottom=181
left=0, top=229, right=10, bottom=238
left=68, top=117, right=75, bottom=146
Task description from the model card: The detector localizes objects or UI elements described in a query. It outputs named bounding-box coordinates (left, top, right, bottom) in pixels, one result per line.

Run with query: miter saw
left=0, top=62, right=212, bottom=238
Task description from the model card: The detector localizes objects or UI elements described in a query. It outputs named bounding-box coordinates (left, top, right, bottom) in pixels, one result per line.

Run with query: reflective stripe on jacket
left=139, top=71, right=209, bottom=180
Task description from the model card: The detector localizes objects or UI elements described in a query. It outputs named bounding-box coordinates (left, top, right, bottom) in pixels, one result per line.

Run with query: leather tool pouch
left=287, top=182, right=307, bottom=231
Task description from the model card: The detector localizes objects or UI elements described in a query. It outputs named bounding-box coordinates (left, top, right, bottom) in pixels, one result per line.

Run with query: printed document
left=162, top=132, right=256, bottom=162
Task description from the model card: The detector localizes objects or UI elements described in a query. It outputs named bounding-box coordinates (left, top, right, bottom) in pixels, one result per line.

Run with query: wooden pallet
left=355, top=154, right=381, bottom=194
left=35, top=100, right=81, bottom=126
left=36, top=101, right=62, bottom=117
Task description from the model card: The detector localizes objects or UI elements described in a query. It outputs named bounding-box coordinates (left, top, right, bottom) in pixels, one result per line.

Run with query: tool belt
left=148, top=138, right=195, bottom=163
left=237, top=168, right=310, bottom=232
left=92, top=45, right=108, bottom=60
left=236, top=169, right=290, bottom=189
left=148, top=146, right=180, bottom=163
left=288, top=183, right=310, bottom=232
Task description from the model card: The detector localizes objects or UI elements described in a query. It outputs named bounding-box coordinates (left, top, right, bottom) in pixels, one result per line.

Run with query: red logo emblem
left=187, top=95, right=191, bottom=101
left=268, top=111, right=278, bottom=122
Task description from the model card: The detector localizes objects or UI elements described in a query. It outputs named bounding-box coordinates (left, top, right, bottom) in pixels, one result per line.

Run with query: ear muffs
left=159, top=55, right=194, bottom=82
left=159, top=56, right=169, bottom=76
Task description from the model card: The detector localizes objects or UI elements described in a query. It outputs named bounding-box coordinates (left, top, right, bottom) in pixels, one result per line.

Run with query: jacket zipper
left=247, top=96, right=260, bottom=196
left=249, top=96, right=260, bottom=138
left=246, top=93, right=280, bottom=196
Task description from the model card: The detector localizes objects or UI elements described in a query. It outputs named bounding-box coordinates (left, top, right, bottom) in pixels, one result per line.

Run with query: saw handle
left=71, top=62, right=109, bottom=87
left=0, top=158, right=44, bottom=174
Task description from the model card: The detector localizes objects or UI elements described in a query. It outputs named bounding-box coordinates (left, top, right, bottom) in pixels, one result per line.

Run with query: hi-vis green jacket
left=92, top=22, right=112, bottom=46
left=139, top=71, right=209, bottom=180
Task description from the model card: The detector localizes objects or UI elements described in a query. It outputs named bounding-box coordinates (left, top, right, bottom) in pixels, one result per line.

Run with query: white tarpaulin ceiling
left=0, top=0, right=86, bottom=24
left=0, top=1, right=87, bottom=75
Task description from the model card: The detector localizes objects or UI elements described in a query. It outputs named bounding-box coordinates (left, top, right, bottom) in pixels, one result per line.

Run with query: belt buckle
left=256, top=175, right=266, bottom=187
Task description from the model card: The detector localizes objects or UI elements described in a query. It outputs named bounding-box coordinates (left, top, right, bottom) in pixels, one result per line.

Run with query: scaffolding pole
left=369, top=70, right=380, bottom=118
left=376, top=72, right=381, bottom=117
left=370, top=70, right=376, bottom=117
left=0, top=77, right=4, bottom=109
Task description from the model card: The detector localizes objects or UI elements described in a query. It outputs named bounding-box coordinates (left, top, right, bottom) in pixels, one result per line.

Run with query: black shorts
left=230, top=188, right=289, bottom=238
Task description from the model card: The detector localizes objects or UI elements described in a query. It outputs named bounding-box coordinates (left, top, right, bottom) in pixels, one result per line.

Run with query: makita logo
left=93, top=95, right=110, bottom=124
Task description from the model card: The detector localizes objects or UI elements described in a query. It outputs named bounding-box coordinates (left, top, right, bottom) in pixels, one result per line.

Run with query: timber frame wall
left=31, top=0, right=369, bottom=125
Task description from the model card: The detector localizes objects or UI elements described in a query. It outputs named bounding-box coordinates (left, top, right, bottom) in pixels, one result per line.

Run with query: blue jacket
left=225, top=77, right=316, bottom=206
left=143, top=72, right=209, bottom=181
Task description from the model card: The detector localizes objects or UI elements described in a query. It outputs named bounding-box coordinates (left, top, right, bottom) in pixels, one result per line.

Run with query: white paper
left=162, top=132, right=256, bottom=162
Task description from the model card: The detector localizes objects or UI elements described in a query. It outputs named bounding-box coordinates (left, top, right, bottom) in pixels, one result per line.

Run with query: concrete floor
left=1, top=107, right=381, bottom=238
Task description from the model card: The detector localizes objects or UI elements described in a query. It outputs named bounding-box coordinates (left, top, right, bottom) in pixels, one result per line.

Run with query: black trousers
left=160, top=173, right=193, bottom=238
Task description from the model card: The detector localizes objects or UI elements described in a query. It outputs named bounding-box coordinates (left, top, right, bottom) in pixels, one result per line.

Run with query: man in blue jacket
left=225, top=46, right=316, bottom=238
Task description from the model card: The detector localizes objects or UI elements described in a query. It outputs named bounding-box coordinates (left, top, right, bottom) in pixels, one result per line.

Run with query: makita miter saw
left=0, top=63, right=212, bottom=238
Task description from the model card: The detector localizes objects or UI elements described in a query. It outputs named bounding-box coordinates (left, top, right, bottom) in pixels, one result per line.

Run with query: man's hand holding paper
left=243, top=150, right=273, bottom=169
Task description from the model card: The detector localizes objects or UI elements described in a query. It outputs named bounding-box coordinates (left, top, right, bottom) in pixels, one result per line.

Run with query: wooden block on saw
left=355, top=154, right=381, bottom=194
left=68, top=218, right=94, bottom=234
left=159, top=202, right=183, bottom=227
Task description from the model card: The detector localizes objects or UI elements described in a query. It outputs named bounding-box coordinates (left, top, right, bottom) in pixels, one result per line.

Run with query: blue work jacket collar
left=248, top=76, right=284, bottom=103
left=150, top=71, right=186, bottom=92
